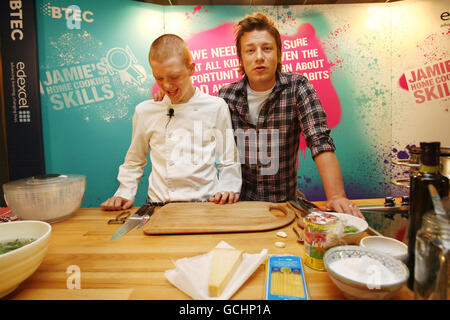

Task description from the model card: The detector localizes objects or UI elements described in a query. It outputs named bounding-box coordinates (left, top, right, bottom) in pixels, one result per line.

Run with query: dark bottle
left=407, top=142, right=449, bottom=289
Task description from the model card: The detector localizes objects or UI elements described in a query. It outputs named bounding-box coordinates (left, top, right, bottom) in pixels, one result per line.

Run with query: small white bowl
left=329, top=212, right=369, bottom=244
left=360, top=236, right=408, bottom=263
left=0, top=221, right=52, bottom=298
left=324, top=245, right=409, bottom=300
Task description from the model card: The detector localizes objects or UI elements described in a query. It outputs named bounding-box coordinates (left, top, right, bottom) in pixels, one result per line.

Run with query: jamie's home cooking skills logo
left=398, top=59, right=450, bottom=105
left=37, top=1, right=150, bottom=124
left=40, top=45, right=147, bottom=112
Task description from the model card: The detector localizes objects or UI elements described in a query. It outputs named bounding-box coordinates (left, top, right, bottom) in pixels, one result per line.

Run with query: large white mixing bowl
left=324, top=245, right=409, bottom=300
left=0, top=220, right=52, bottom=298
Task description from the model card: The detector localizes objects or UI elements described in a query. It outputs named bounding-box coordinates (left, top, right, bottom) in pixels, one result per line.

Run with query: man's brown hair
left=149, top=34, right=191, bottom=66
left=235, top=12, right=282, bottom=75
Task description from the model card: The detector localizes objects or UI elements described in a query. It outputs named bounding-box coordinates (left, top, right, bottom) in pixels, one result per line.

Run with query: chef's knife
left=288, top=198, right=321, bottom=218
left=110, top=204, right=155, bottom=241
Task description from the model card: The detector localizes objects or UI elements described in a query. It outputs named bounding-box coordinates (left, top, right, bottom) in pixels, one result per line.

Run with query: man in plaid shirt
left=217, top=13, right=363, bottom=218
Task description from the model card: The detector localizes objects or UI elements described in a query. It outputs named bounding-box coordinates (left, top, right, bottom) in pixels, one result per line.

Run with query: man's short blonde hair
left=149, top=34, right=191, bottom=66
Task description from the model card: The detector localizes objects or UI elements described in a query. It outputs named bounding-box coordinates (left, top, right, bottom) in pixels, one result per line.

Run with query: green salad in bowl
left=0, top=238, right=36, bottom=255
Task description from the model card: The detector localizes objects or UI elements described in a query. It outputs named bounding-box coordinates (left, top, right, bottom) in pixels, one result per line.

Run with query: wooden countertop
left=6, top=198, right=414, bottom=300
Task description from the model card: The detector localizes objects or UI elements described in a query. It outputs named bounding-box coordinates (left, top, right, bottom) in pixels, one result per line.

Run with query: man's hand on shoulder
left=151, top=90, right=165, bottom=101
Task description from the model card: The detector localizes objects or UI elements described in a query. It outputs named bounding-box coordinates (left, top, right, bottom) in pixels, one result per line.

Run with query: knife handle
left=134, top=204, right=153, bottom=216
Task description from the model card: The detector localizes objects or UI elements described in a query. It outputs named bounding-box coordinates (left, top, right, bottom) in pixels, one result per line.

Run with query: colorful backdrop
left=35, top=0, right=449, bottom=206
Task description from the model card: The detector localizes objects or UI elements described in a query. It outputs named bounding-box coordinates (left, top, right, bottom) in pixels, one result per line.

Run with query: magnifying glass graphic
left=106, top=47, right=143, bottom=84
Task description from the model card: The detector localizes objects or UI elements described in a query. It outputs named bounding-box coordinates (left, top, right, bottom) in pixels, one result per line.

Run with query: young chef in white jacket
left=101, top=34, right=242, bottom=211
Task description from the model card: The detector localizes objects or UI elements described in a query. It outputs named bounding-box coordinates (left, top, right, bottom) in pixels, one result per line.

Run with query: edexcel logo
left=40, top=2, right=94, bottom=29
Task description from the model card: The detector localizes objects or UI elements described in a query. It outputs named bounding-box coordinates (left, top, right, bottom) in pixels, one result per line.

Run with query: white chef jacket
left=114, top=88, right=242, bottom=202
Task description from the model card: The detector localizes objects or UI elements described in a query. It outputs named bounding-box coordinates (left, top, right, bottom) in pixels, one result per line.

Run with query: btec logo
left=46, top=4, right=94, bottom=29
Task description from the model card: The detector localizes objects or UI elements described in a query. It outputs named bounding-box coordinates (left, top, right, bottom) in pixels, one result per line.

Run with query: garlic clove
left=274, top=241, right=286, bottom=248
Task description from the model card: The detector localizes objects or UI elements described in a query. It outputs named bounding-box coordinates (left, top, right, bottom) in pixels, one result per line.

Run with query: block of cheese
left=208, top=248, right=243, bottom=297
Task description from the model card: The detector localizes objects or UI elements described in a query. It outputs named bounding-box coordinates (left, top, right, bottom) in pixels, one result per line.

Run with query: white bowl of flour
left=324, top=245, right=409, bottom=300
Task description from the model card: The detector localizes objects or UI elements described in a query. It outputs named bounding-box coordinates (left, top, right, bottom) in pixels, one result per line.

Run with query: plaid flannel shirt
left=218, top=72, right=335, bottom=202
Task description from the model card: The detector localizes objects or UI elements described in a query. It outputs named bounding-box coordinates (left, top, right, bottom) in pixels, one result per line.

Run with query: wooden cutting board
left=143, top=201, right=295, bottom=235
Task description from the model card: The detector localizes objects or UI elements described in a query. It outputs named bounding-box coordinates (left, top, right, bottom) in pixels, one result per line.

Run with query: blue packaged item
left=264, top=255, right=309, bottom=300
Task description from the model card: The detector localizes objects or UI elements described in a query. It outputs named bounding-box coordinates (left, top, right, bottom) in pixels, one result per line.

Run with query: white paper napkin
left=165, top=241, right=268, bottom=300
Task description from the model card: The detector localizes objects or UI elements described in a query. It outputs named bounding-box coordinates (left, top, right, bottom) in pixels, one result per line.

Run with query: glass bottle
left=407, top=142, right=449, bottom=289
left=414, top=210, right=449, bottom=300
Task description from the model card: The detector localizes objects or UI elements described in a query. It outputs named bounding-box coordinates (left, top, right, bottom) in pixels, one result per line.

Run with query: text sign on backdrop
left=399, top=60, right=450, bottom=104
left=153, top=22, right=342, bottom=153
left=1, top=0, right=45, bottom=179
